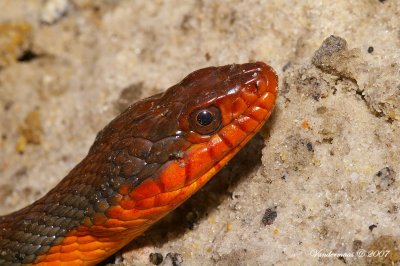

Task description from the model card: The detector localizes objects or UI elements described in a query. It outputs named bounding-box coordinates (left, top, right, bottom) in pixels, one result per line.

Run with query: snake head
left=177, top=62, right=278, bottom=143
left=160, top=62, right=279, bottom=186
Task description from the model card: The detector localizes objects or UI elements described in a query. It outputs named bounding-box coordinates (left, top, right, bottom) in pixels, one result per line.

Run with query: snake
left=0, top=62, right=278, bottom=265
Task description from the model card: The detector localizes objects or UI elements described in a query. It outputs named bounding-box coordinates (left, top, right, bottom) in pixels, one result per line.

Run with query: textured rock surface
left=0, top=1, right=399, bottom=265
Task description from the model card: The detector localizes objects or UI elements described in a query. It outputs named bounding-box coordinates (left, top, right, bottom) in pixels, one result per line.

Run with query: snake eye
left=189, top=106, right=222, bottom=135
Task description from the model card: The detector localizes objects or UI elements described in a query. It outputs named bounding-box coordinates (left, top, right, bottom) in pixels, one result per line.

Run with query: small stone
left=40, top=0, right=69, bottom=24
left=262, top=206, right=278, bottom=226
left=149, top=253, right=163, bottom=265
left=312, top=35, right=347, bottom=67
left=306, top=142, right=314, bottom=152
left=373, top=166, right=395, bottom=191
left=369, top=224, right=377, bottom=231
left=162, top=253, right=183, bottom=266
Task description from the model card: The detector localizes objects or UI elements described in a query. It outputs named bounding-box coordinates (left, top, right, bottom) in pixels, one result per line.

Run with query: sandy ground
left=0, top=0, right=399, bottom=265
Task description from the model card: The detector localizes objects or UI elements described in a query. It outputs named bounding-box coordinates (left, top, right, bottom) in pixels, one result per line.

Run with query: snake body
left=0, top=62, right=278, bottom=265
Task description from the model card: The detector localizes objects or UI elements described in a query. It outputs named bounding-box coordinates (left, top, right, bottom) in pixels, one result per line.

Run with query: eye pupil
left=197, top=110, right=213, bottom=126
left=189, top=106, right=221, bottom=135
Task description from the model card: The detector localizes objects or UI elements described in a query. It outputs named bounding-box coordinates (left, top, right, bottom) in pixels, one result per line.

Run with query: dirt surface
left=0, top=1, right=399, bottom=265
